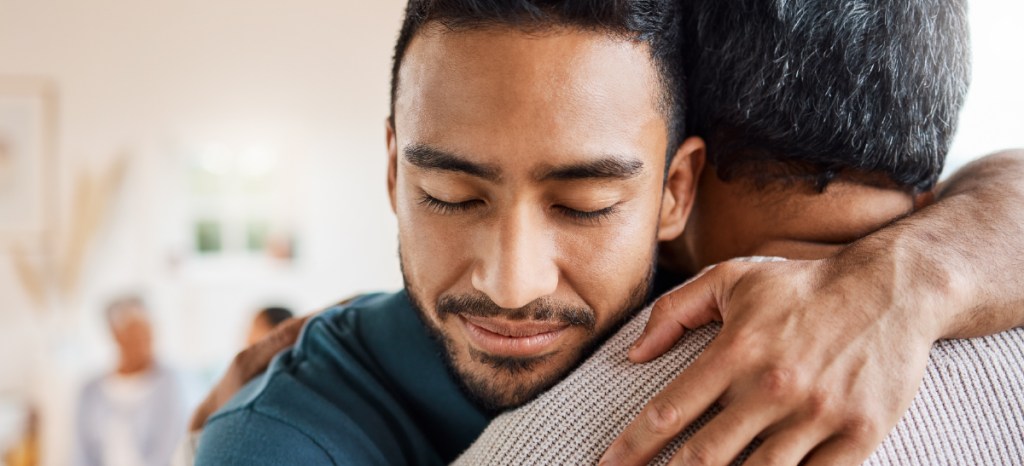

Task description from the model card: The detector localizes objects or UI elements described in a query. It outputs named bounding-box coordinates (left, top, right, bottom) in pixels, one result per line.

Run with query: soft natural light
left=0, top=1, right=1020, bottom=465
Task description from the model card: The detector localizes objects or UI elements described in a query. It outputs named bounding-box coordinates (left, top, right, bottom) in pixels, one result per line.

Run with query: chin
left=447, top=338, right=593, bottom=412
left=455, top=358, right=567, bottom=411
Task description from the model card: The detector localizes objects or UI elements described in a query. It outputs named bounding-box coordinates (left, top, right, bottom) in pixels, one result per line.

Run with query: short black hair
left=388, top=0, right=686, bottom=162
left=258, top=306, right=294, bottom=327
left=681, top=0, right=971, bottom=191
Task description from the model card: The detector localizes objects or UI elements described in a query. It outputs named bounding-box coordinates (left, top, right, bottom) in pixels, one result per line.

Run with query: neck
left=661, top=169, right=916, bottom=273
left=116, top=358, right=153, bottom=376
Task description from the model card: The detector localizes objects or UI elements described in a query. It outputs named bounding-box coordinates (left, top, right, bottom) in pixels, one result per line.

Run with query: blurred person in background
left=245, top=306, right=294, bottom=347
left=74, top=296, right=187, bottom=466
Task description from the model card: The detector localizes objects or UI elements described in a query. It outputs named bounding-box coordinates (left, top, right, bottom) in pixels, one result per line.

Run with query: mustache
left=436, top=294, right=596, bottom=332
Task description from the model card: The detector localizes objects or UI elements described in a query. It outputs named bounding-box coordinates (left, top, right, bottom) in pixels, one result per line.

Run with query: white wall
left=0, top=1, right=407, bottom=464
left=946, top=1, right=1024, bottom=174
left=0, top=1, right=1020, bottom=464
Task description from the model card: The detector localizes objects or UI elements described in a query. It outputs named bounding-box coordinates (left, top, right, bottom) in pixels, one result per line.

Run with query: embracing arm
left=602, top=149, right=1024, bottom=466
left=889, top=149, right=1024, bottom=337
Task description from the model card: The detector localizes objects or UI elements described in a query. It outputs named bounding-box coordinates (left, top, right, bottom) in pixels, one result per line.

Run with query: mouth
left=459, top=314, right=569, bottom=358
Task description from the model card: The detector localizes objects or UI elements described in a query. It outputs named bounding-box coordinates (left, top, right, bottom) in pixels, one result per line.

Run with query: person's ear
left=657, top=136, right=705, bottom=242
left=386, top=118, right=398, bottom=214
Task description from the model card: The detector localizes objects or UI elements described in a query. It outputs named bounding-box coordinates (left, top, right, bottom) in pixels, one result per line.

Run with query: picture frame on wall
left=0, top=77, right=55, bottom=251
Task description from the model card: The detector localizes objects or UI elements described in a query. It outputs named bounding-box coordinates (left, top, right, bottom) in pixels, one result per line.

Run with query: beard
left=401, top=248, right=655, bottom=414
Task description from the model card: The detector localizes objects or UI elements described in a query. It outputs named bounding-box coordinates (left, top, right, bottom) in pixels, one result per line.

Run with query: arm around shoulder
left=842, top=148, right=1024, bottom=341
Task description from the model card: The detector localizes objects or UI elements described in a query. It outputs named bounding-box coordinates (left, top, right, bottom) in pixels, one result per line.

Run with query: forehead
left=394, top=25, right=667, bottom=172
left=110, top=305, right=148, bottom=327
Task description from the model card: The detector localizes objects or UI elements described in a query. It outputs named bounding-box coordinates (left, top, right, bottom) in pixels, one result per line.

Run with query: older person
left=75, top=296, right=187, bottom=466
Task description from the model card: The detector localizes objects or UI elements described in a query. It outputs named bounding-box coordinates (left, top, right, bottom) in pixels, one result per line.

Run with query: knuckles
left=839, top=413, right=883, bottom=441
left=676, top=440, right=717, bottom=466
left=646, top=399, right=684, bottom=435
left=753, top=447, right=790, bottom=466
left=757, top=366, right=808, bottom=403
left=803, top=388, right=831, bottom=420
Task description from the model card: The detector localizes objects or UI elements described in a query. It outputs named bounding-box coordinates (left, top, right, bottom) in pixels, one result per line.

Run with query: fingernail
left=631, top=330, right=646, bottom=351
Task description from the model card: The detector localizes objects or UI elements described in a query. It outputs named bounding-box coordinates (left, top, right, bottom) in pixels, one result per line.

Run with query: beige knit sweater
left=455, top=305, right=1024, bottom=465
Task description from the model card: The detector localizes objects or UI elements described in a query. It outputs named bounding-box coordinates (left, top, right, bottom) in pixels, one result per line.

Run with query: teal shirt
left=195, top=291, right=490, bottom=465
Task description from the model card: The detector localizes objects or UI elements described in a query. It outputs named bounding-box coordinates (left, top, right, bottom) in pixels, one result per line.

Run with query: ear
left=657, top=136, right=705, bottom=242
left=386, top=118, right=399, bottom=214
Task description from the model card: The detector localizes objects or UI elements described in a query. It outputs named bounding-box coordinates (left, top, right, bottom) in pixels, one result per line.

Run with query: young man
left=195, top=0, right=1024, bottom=464
left=197, top=1, right=695, bottom=462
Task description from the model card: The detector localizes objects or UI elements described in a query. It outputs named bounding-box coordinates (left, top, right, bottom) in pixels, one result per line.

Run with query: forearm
left=837, top=149, right=1024, bottom=339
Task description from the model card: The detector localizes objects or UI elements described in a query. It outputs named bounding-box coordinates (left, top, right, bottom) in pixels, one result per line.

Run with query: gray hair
left=105, top=295, right=149, bottom=329
left=681, top=0, right=971, bottom=191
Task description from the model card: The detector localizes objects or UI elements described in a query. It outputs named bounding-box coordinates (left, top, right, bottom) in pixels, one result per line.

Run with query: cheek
left=396, top=191, right=474, bottom=300
left=557, top=199, right=660, bottom=314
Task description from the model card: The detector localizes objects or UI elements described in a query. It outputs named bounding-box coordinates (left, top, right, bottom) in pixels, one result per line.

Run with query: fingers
left=741, top=423, right=831, bottom=466
left=665, top=399, right=781, bottom=466
left=628, top=274, right=718, bottom=362
left=600, top=355, right=731, bottom=466
left=630, top=262, right=749, bottom=362
left=803, top=435, right=875, bottom=466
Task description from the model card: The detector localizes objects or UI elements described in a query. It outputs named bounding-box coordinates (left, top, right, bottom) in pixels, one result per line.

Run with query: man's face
left=111, top=308, right=154, bottom=368
left=388, top=25, right=695, bottom=410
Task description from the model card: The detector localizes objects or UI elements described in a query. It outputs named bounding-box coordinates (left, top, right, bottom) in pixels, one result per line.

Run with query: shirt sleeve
left=194, top=409, right=334, bottom=466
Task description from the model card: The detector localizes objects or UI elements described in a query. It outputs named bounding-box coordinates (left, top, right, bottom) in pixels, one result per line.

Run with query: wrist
left=832, top=225, right=975, bottom=342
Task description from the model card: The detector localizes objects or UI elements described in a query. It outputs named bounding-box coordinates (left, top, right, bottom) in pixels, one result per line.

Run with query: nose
left=471, top=204, right=559, bottom=310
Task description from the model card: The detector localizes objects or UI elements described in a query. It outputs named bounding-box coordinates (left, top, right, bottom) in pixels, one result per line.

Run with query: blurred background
left=0, top=0, right=1020, bottom=465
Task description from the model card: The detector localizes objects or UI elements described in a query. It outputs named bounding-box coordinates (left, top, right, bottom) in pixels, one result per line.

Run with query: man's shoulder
left=196, top=290, right=445, bottom=466
left=299, top=291, right=407, bottom=348
left=285, top=291, right=416, bottom=378
left=195, top=370, right=392, bottom=465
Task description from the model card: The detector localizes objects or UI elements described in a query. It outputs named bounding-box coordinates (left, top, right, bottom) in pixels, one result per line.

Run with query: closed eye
left=418, top=193, right=482, bottom=214
left=554, top=204, right=619, bottom=224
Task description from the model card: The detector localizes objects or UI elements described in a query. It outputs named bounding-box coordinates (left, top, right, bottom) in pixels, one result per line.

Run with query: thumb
left=628, top=263, right=740, bottom=362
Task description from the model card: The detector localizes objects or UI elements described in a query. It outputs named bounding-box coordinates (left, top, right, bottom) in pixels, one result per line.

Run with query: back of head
left=258, top=306, right=294, bottom=327
left=389, top=0, right=687, bottom=161
left=681, top=0, right=971, bottom=191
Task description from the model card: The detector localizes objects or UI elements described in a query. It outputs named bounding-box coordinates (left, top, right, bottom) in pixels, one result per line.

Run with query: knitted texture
left=454, top=307, right=1024, bottom=465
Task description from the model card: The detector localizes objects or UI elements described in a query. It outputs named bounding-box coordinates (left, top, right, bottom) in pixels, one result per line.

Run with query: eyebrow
left=403, top=144, right=500, bottom=181
left=537, top=157, right=645, bottom=181
left=403, top=143, right=645, bottom=182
